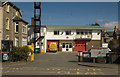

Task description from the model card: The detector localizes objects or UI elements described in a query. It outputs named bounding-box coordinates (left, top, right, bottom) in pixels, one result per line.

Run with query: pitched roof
left=2, top=1, right=22, bottom=17
left=13, top=16, right=28, bottom=24
left=43, top=25, right=103, bottom=30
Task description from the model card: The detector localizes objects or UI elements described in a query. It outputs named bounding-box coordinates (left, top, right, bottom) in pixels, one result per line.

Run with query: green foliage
left=10, top=46, right=32, bottom=62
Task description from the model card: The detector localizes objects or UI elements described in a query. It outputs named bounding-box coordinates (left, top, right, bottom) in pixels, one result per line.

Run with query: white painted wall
left=28, top=26, right=102, bottom=53
left=91, top=30, right=101, bottom=40
left=46, top=29, right=101, bottom=40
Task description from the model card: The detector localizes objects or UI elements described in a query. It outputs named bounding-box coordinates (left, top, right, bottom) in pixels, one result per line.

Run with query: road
left=1, top=52, right=119, bottom=75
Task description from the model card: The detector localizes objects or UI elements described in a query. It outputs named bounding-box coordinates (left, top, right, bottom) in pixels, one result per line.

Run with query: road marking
left=93, top=69, right=95, bottom=71
left=47, top=68, right=50, bottom=70
left=88, top=69, right=90, bottom=71
left=77, top=72, right=79, bottom=75
left=68, top=72, right=70, bottom=75
left=97, top=69, right=102, bottom=71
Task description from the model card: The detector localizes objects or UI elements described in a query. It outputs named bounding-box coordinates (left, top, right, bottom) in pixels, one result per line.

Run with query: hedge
left=10, top=46, right=32, bottom=62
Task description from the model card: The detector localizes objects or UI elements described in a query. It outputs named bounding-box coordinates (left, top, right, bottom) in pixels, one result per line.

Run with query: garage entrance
left=47, top=40, right=59, bottom=52
left=75, top=40, right=86, bottom=51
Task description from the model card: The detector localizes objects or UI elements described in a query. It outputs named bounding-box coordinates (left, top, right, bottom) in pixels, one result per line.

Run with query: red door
left=47, top=40, right=59, bottom=52
left=75, top=40, right=86, bottom=51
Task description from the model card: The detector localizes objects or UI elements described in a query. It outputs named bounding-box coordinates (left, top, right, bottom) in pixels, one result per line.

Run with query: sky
left=13, top=2, right=118, bottom=30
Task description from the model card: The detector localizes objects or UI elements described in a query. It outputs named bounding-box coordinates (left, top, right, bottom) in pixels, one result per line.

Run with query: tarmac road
left=1, top=52, right=119, bottom=75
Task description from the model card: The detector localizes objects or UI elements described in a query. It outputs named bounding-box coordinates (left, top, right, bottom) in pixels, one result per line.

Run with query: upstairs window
left=22, top=23, right=27, bottom=34
left=76, top=31, right=80, bottom=35
left=6, top=4, right=10, bottom=13
left=16, top=11, right=18, bottom=16
left=81, top=32, right=84, bottom=35
left=15, top=22, right=19, bottom=32
left=54, top=31, right=59, bottom=35
left=6, top=18, right=9, bottom=30
left=89, top=32, right=92, bottom=35
left=15, top=37, right=19, bottom=47
left=85, top=32, right=88, bottom=35
left=66, top=31, right=71, bottom=35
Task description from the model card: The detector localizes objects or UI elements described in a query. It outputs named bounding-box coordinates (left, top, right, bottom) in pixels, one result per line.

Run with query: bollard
left=78, top=51, right=83, bottom=62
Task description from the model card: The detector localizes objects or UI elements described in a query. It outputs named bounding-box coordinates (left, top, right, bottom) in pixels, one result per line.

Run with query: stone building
left=0, top=1, right=3, bottom=50
left=1, top=1, right=28, bottom=47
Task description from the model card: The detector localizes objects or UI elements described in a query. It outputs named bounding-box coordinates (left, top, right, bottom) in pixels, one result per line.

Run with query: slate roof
left=43, top=25, right=103, bottom=30
left=13, top=16, right=28, bottom=24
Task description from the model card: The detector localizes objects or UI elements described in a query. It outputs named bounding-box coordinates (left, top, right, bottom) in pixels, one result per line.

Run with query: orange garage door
left=75, top=40, right=86, bottom=51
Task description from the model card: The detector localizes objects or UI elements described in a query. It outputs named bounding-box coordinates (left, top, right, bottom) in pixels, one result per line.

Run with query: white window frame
left=15, top=22, right=19, bottom=33
left=22, top=38, right=27, bottom=46
left=6, top=4, right=10, bottom=13
left=22, top=23, right=27, bottom=34
left=15, top=37, right=19, bottom=47
left=6, top=18, right=9, bottom=30
left=66, top=31, right=71, bottom=35
left=16, top=11, right=18, bottom=16
left=54, top=31, right=59, bottom=35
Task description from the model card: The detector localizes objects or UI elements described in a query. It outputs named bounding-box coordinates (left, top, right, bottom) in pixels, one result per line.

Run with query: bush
left=10, top=46, right=32, bottom=62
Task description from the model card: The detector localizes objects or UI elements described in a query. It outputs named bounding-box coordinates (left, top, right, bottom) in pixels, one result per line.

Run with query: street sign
left=3, top=53, right=9, bottom=60
left=90, top=49, right=107, bottom=58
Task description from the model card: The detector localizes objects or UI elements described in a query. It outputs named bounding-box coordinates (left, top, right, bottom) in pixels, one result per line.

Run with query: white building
left=28, top=25, right=103, bottom=53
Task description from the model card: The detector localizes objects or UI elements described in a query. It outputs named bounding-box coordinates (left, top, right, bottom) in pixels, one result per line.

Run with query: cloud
left=103, top=21, right=118, bottom=30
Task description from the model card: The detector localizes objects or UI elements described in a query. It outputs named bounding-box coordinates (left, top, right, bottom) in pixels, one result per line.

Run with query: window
left=22, top=38, right=27, bottom=46
left=16, top=11, right=18, bottom=16
left=76, top=31, right=80, bottom=35
left=69, top=43, right=72, bottom=48
left=6, top=18, right=9, bottom=30
left=5, top=35, right=9, bottom=40
left=15, top=22, right=19, bottom=32
left=62, top=43, right=65, bottom=48
left=22, top=23, right=27, bottom=34
left=66, top=31, right=71, bottom=35
left=6, top=4, right=10, bottom=13
left=104, top=38, right=110, bottom=43
left=54, top=31, right=59, bottom=35
left=85, top=32, right=88, bottom=35
left=15, top=37, right=19, bottom=47
left=81, top=32, right=84, bottom=35
left=97, top=32, right=100, bottom=35
left=89, top=32, right=92, bottom=35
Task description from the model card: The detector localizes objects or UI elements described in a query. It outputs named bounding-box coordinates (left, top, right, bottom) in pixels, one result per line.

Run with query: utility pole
left=34, top=2, right=41, bottom=52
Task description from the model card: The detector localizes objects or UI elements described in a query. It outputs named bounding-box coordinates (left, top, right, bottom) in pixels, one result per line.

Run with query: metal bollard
left=78, top=51, right=83, bottom=62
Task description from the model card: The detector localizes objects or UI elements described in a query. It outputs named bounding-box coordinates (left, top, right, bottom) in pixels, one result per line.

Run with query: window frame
left=15, top=37, right=19, bottom=47
left=54, top=31, right=59, bottom=35
left=15, top=22, right=19, bottom=33
left=6, top=18, right=9, bottom=30
left=66, top=31, right=71, bottom=35
left=6, top=4, right=10, bottom=13
left=22, top=37, right=27, bottom=46
left=22, top=23, right=27, bottom=34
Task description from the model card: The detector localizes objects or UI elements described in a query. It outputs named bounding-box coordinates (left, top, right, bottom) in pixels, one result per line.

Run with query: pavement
left=1, top=52, right=119, bottom=75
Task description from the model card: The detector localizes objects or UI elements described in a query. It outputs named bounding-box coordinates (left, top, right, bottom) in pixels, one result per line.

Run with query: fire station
left=28, top=25, right=103, bottom=53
